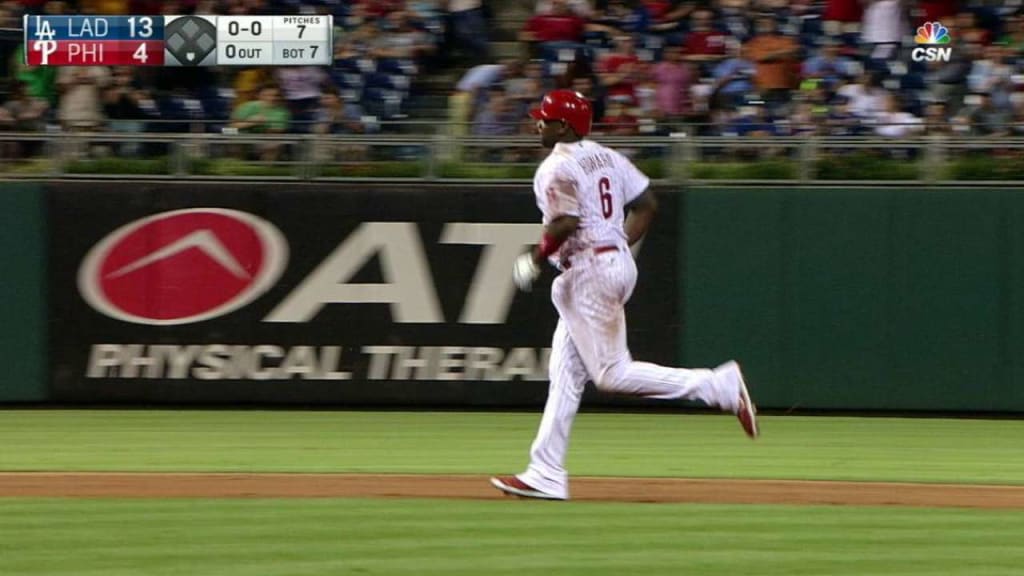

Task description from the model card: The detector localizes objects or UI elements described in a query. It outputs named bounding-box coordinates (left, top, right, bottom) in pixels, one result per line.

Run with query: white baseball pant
left=518, top=247, right=742, bottom=499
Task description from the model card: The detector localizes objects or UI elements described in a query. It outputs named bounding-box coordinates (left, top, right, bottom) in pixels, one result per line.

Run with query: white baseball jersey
left=533, top=140, right=650, bottom=268
left=514, top=138, right=744, bottom=500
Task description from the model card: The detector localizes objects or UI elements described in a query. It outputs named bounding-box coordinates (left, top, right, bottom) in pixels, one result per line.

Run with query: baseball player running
left=490, top=89, right=758, bottom=501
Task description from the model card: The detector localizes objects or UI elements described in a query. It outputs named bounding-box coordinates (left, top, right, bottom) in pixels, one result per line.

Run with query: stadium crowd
left=461, top=0, right=1024, bottom=139
left=1, top=0, right=1024, bottom=159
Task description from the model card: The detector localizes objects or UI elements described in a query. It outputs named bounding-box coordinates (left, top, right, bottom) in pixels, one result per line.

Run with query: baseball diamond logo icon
left=164, top=15, right=217, bottom=66
left=78, top=208, right=288, bottom=325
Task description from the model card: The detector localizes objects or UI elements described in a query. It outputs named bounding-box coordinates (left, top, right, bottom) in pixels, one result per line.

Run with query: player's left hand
left=512, top=253, right=541, bottom=292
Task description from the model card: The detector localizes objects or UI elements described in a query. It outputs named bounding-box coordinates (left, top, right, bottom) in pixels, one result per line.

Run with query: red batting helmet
left=529, top=89, right=593, bottom=137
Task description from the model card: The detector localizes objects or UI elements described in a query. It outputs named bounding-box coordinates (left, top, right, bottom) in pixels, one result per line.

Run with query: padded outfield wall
left=1, top=181, right=1021, bottom=411
left=682, top=187, right=1024, bottom=412
left=0, top=183, right=47, bottom=401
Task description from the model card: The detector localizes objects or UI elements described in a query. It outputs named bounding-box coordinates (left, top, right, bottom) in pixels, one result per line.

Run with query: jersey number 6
left=598, top=177, right=613, bottom=219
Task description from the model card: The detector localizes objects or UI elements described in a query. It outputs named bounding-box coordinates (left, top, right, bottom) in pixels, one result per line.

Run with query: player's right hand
left=512, top=253, right=541, bottom=292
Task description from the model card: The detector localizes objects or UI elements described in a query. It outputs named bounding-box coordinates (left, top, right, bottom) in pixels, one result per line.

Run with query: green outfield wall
left=3, top=182, right=1024, bottom=411
left=682, top=187, right=1024, bottom=412
left=0, top=183, right=46, bottom=402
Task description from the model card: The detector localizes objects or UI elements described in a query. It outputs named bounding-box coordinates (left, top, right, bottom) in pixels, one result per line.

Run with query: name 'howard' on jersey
left=533, top=140, right=650, bottom=267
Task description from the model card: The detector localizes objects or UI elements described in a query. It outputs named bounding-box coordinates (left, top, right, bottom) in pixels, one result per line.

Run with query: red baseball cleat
left=490, top=476, right=565, bottom=500
left=716, top=360, right=759, bottom=439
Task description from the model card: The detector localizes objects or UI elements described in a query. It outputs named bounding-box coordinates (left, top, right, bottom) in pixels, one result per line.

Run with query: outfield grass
left=2, top=410, right=1022, bottom=576
left=1, top=410, right=1022, bottom=484
left=1, top=498, right=1021, bottom=576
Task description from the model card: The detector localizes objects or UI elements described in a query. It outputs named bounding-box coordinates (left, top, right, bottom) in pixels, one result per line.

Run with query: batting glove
left=512, top=253, right=541, bottom=292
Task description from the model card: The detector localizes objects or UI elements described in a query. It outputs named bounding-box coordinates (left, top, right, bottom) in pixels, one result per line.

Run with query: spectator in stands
left=571, top=74, right=606, bottom=123
left=731, top=102, right=782, bottom=138
left=920, top=50, right=970, bottom=113
left=710, top=39, right=756, bottom=109
left=504, top=59, right=546, bottom=117
left=233, top=67, right=272, bottom=111
left=652, top=0, right=696, bottom=31
left=340, top=0, right=372, bottom=32
left=587, top=0, right=651, bottom=39
left=721, top=101, right=786, bottom=160
left=1000, top=14, right=1024, bottom=57
left=520, top=0, right=588, bottom=58
left=915, top=0, right=960, bottom=27
left=450, top=60, right=507, bottom=141
left=42, top=0, right=70, bottom=15
left=967, top=43, right=1014, bottom=111
left=231, top=85, right=290, bottom=134
left=968, top=91, right=1012, bottom=136
left=649, top=43, right=695, bottom=122
left=276, top=66, right=328, bottom=133
left=312, top=87, right=374, bottom=162
left=684, top=7, right=729, bottom=71
left=955, top=9, right=992, bottom=46
left=823, top=0, right=863, bottom=36
left=873, top=93, right=923, bottom=137
left=472, top=87, right=517, bottom=136
left=826, top=95, right=864, bottom=135
left=802, top=36, right=858, bottom=93
left=129, top=0, right=172, bottom=13
left=790, top=98, right=827, bottom=136
left=57, top=66, right=109, bottom=131
left=0, top=81, right=48, bottom=158
left=861, top=0, right=906, bottom=65
left=471, top=87, right=519, bottom=161
left=15, top=0, right=46, bottom=15
left=777, top=0, right=818, bottom=38
left=313, top=89, right=367, bottom=138
left=79, top=0, right=129, bottom=13
left=10, top=43, right=58, bottom=107
left=407, top=0, right=444, bottom=21
left=1011, top=97, right=1024, bottom=137
left=536, top=0, right=593, bottom=17
left=0, top=1, right=19, bottom=26
left=597, top=95, right=639, bottom=135
left=403, top=1, right=445, bottom=67
left=352, top=0, right=404, bottom=18
left=447, top=0, right=490, bottom=64
left=922, top=101, right=954, bottom=136
left=717, top=0, right=753, bottom=42
left=0, top=81, right=47, bottom=131
left=230, top=84, right=290, bottom=160
left=103, top=67, right=157, bottom=155
left=744, top=15, right=800, bottom=108
left=372, top=9, right=436, bottom=65
left=836, top=69, right=889, bottom=120
left=597, top=34, right=641, bottom=104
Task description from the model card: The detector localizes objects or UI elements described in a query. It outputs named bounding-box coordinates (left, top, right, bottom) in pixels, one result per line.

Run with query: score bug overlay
left=25, top=15, right=164, bottom=66
left=24, top=14, right=332, bottom=67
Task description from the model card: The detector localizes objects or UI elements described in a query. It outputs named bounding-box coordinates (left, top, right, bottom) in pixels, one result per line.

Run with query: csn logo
left=911, top=21, right=952, bottom=62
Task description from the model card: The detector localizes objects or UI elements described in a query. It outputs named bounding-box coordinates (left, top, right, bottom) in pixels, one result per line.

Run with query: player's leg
left=492, top=318, right=588, bottom=500
left=555, top=253, right=749, bottom=417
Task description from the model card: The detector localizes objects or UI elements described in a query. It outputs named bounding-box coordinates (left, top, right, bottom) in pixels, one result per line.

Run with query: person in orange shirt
left=79, top=0, right=129, bottom=14
left=744, top=15, right=801, bottom=107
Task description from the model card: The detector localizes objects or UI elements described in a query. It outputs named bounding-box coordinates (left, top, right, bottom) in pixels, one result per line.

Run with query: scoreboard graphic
left=24, top=15, right=333, bottom=66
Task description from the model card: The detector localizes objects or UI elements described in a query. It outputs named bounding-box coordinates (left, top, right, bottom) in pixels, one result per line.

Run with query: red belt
left=562, top=245, right=619, bottom=269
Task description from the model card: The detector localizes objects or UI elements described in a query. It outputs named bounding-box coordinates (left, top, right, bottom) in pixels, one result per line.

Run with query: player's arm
left=532, top=173, right=581, bottom=265
left=624, top=190, right=657, bottom=246
left=532, top=215, right=580, bottom=266
left=513, top=174, right=581, bottom=292
left=513, top=214, right=579, bottom=292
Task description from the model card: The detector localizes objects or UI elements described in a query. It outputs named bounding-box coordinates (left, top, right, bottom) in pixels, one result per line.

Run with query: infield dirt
left=1, top=473, right=1023, bottom=508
